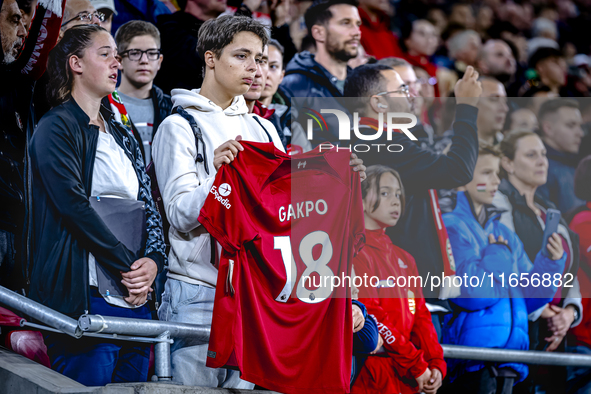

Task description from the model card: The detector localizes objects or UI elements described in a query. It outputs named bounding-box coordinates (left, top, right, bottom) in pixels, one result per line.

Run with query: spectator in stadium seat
left=29, top=24, right=166, bottom=386
left=352, top=165, right=446, bottom=394
left=280, top=0, right=361, bottom=145
left=344, top=64, right=482, bottom=337
left=442, top=142, right=566, bottom=393
left=477, top=39, right=517, bottom=86
left=536, top=99, right=585, bottom=213
left=0, top=0, right=64, bottom=293
left=492, top=130, right=582, bottom=393
left=398, top=19, right=440, bottom=96
left=445, top=30, right=481, bottom=80
left=528, top=47, right=567, bottom=96
left=153, top=16, right=366, bottom=386
left=155, top=0, right=227, bottom=93
left=476, top=77, right=509, bottom=145
left=566, top=155, right=591, bottom=394
left=108, top=20, right=172, bottom=165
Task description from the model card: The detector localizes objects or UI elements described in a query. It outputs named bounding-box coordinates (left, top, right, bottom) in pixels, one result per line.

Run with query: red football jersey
left=197, top=141, right=365, bottom=394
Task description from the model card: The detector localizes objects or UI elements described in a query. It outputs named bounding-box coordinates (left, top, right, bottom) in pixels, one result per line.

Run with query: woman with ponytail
left=29, top=24, right=166, bottom=386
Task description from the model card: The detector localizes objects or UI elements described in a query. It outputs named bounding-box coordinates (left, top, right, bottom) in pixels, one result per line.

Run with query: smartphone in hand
left=541, top=209, right=561, bottom=257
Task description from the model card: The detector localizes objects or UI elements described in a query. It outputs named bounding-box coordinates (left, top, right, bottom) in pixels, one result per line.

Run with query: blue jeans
left=158, top=278, right=253, bottom=388
left=44, top=288, right=151, bottom=386
left=567, top=345, right=591, bottom=394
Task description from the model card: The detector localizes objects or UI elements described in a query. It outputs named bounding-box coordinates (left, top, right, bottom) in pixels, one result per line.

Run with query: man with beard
left=477, top=39, right=517, bottom=86
left=279, top=0, right=360, bottom=145
left=0, top=0, right=64, bottom=292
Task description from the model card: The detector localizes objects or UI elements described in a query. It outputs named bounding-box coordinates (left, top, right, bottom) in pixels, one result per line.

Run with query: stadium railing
left=1, top=284, right=591, bottom=383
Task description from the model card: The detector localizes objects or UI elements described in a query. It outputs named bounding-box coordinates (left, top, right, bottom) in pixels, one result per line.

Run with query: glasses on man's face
left=61, top=11, right=105, bottom=27
left=375, top=84, right=410, bottom=98
left=119, top=49, right=161, bottom=61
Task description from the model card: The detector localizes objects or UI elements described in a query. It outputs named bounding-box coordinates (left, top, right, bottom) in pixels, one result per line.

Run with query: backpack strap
left=253, top=116, right=273, bottom=143
left=172, top=106, right=210, bottom=175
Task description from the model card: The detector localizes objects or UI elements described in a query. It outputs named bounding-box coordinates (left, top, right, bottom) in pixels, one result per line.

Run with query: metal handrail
left=3, top=284, right=591, bottom=380
left=0, top=286, right=82, bottom=338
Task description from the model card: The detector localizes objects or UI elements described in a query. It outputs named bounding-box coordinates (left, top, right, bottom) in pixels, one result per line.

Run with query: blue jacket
left=442, top=192, right=566, bottom=382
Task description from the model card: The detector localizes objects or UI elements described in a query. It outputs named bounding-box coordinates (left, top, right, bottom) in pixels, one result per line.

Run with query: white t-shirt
left=88, top=119, right=142, bottom=308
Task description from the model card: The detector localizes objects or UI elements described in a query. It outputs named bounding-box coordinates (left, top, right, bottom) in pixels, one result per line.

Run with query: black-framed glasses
left=119, top=49, right=161, bottom=61
left=375, top=84, right=410, bottom=98
left=61, top=11, right=105, bottom=27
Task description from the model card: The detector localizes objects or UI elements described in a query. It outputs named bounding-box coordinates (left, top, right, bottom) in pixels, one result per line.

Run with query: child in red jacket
left=352, top=165, right=446, bottom=394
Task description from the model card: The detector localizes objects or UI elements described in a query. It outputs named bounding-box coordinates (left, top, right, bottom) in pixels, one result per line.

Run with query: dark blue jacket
left=112, top=0, right=171, bottom=36
left=537, top=144, right=585, bottom=214
left=351, top=299, right=379, bottom=386
left=280, top=51, right=350, bottom=144
left=442, top=192, right=566, bottom=382
left=29, top=99, right=167, bottom=317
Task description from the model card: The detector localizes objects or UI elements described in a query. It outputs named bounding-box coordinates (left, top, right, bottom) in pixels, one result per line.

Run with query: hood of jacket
left=285, top=51, right=325, bottom=76
left=171, top=88, right=249, bottom=116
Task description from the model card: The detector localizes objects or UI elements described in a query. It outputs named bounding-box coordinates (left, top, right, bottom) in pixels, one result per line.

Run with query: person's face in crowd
left=0, top=0, right=25, bottom=64
left=477, top=79, right=509, bottom=136
left=321, top=4, right=361, bottom=62
left=61, top=0, right=102, bottom=31
left=509, top=108, right=538, bottom=132
left=261, top=45, right=284, bottom=101
left=244, top=45, right=269, bottom=101
left=119, top=35, right=163, bottom=89
left=405, top=20, right=438, bottom=57
left=528, top=90, right=558, bottom=115
left=392, top=65, right=420, bottom=114
left=457, top=35, right=481, bottom=66
left=479, top=40, right=516, bottom=80
left=71, top=31, right=120, bottom=99
left=542, top=107, right=584, bottom=154
left=476, top=6, right=494, bottom=32
left=359, top=0, right=389, bottom=14
left=502, top=134, right=548, bottom=187
left=449, top=4, right=475, bottom=29
left=373, top=69, right=411, bottom=113
left=363, top=172, right=402, bottom=230
left=465, top=154, right=501, bottom=207
left=207, top=31, right=263, bottom=98
left=537, top=56, right=567, bottom=87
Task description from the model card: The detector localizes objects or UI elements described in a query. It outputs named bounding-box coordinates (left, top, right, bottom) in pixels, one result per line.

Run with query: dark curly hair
left=47, top=24, right=107, bottom=108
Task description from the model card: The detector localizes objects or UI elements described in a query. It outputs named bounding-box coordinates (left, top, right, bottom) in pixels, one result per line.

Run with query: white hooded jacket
left=152, top=89, right=285, bottom=287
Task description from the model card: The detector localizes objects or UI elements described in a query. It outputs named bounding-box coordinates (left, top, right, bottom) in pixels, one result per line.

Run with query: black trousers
left=441, top=366, right=517, bottom=394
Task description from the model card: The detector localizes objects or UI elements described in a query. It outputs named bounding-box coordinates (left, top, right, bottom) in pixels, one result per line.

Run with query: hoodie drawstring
left=172, top=106, right=210, bottom=175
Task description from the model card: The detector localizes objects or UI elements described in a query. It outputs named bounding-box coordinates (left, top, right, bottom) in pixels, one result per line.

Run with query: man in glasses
left=109, top=20, right=171, bottom=165
left=345, top=64, right=484, bottom=341
left=59, top=0, right=103, bottom=39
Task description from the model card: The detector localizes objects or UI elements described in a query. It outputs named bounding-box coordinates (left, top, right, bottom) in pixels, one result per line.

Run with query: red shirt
left=198, top=142, right=365, bottom=394
left=569, top=203, right=591, bottom=348
left=359, top=8, right=403, bottom=60
left=352, top=229, right=446, bottom=394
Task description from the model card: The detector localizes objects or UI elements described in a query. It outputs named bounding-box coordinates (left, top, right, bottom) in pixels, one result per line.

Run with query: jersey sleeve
left=197, top=164, right=259, bottom=253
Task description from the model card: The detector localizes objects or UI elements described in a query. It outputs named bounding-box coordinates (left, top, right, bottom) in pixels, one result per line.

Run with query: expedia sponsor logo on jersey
left=210, top=185, right=231, bottom=210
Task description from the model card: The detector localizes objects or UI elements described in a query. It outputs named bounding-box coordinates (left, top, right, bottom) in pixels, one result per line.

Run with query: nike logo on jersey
left=279, top=199, right=328, bottom=222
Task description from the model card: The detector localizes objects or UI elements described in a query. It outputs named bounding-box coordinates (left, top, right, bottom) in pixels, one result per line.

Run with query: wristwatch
left=571, top=307, right=580, bottom=325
